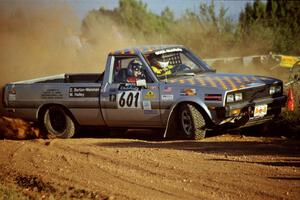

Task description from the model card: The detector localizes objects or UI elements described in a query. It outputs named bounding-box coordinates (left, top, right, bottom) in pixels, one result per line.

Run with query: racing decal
left=144, top=91, right=156, bottom=99
left=117, top=91, right=141, bottom=108
left=215, top=77, right=228, bottom=90
left=205, top=77, right=218, bottom=88
left=69, top=87, right=99, bottom=98
left=42, top=89, right=63, bottom=99
left=178, top=79, right=185, bottom=84
left=180, top=88, right=196, bottom=96
left=204, top=94, right=222, bottom=101
left=163, top=86, right=172, bottom=93
left=142, top=100, right=152, bottom=110
left=232, top=76, right=242, bottom=83
left=187, top=79, right=195, bottom=85
left=161, top=95, right=174, bottom=101
left=196, top=78, right=206, bottom=86
left=118, top=84, right=140, bottom=91
left=224, top=77, right=238, bottom=90
left=148, top=86, right=158, bottom=90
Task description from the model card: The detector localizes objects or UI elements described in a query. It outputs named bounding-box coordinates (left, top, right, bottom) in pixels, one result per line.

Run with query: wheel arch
left=163, top=99, right=213, bottom=138
left=36, top=103, right=78, bottom=126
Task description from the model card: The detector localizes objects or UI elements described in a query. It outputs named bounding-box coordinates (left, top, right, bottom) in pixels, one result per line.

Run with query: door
left=101, top=56, right=162, bottom=127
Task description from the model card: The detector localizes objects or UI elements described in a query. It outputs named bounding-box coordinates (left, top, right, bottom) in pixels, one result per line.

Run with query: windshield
left=144, top=48, right=213, bottom=80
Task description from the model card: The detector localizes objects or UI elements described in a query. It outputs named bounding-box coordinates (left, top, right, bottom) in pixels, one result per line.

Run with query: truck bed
left=12, top=73, right=104, bottom=84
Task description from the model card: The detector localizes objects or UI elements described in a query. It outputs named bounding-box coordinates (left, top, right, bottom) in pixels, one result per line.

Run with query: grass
left=0, top=183, right=29, bottom=200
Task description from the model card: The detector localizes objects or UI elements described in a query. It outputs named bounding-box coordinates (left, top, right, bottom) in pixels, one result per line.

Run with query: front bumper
left=212, top=95, right=287, bottom=128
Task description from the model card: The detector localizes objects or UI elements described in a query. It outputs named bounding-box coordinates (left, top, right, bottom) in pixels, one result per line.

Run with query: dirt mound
left=0, top=117, right=40, bottom=140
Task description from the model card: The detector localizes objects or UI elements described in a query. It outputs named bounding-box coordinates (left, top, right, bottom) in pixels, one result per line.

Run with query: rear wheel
left=178, top=104, right=206, bottom=140
left=43, top=106, right=76, bottom=138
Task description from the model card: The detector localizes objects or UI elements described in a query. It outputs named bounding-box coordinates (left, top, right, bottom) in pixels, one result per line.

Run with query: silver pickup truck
left=2, top=45, right=287, bottom=139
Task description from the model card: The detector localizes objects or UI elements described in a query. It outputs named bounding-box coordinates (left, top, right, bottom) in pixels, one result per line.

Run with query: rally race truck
left=2, top=45, right=287, bottom=139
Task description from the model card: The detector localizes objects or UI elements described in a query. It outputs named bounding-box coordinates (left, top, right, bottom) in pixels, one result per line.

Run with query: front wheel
left=43, top=106, right=76, bottom=138
left=178, top=104, right=206, bottom=140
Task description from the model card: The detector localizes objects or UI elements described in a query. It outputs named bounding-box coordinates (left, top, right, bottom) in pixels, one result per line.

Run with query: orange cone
left=287, top=87, right=295, bottom=111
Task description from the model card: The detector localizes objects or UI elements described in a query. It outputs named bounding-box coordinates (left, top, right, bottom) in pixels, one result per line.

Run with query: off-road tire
left=43, top=106, right=76, bottom=139
left=178, top=103, right=206, bottom=140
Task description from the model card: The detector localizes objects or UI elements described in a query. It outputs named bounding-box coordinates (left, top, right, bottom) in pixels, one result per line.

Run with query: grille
left=242, top=86, right=270, bottom=101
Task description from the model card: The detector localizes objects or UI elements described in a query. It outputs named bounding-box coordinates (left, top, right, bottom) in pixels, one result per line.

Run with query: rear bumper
left=212, top=95, right=287, bottom=128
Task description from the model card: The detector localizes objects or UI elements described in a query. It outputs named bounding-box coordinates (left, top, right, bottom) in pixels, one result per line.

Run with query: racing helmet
left=127, top=59, right=143, bottom=77
left=149, top=54, right=169, bottom=68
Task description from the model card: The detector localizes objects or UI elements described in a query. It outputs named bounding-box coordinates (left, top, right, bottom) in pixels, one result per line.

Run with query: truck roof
left=109, top=45, right=184, bottom=56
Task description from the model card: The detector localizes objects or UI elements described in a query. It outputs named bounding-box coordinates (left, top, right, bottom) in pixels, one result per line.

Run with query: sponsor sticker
left=149, top=86, right=158, bottom=90
left=142, top=100, right=152, bottom=110
left=144, top=91, right=156, bottom=99
left=161, top=94, right=174, bottom=101
left=163, top=86, right=172, bottom=93
left=42, top=89, right=63, bottom=99
left=180, top=88, right=197, bottom=96
left=118, top=84, right=140, bottom=91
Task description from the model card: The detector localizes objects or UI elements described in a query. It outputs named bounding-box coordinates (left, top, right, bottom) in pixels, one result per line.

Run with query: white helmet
left=158, top=61, right=169, bottom=68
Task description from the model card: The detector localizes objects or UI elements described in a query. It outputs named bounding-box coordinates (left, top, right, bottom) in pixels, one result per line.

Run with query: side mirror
left=136, top=79, right=147, bottom=87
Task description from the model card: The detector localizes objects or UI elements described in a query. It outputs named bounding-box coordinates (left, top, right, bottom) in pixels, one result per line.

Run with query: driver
left=127, top=59, right=145, bottom=83
left=148, top=54, right=174, bottom=76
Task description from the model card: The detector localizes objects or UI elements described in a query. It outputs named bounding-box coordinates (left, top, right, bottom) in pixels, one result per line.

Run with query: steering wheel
left=171, top=64, right=192, bottom=74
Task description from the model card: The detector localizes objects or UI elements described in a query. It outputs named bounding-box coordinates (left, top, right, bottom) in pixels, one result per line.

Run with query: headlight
left=269, top=86, right=276, bottom=95
left=269, top=85, right=281, bottom=95
left=235, top=93, right=243, bottom=101
left=226, top=92, right=243, bottom=103
left=275, top=85, right=282, bottom=93
left=226, top=94, right=234, bottom=103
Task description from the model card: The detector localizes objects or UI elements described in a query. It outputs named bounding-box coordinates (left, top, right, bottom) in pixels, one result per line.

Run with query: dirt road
left=0, top=132, right=299, bottom=200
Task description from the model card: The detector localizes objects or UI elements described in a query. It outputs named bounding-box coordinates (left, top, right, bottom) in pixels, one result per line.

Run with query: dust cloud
left=0, top=0, right=137, bottom=86
left=0, top=0, right=136, bottom=139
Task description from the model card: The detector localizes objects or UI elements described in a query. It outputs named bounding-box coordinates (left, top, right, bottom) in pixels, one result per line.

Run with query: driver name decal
left=69, top=87, right=100, bottom=98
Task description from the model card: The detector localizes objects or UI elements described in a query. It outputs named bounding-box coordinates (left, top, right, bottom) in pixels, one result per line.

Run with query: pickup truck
left=2, top=45, right=287, bottom=139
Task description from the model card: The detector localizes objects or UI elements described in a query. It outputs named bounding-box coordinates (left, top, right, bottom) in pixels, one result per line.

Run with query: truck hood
left=167, top=73, right=281, bottom=91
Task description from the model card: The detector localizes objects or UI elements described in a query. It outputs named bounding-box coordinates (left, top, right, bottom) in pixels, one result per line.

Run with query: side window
left=112, top=56, right=152, bottom=83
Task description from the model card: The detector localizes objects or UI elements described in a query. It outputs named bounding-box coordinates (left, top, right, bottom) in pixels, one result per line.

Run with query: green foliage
left=81, top=0, right=300, bottom=57
left=239, top=0, right=300, bottom=55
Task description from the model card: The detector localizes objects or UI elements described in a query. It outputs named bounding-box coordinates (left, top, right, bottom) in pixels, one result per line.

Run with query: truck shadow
left=208, top=158, right=300, bottom=168
left=76, top=128, right=165, bottom=141
left=92, top=136, right=300, bottom=159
